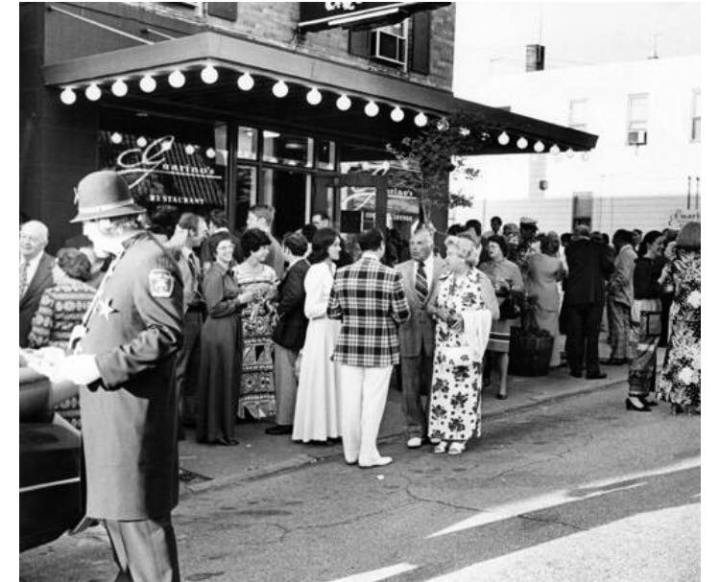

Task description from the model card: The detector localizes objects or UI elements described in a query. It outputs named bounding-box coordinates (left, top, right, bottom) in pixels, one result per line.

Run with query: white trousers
left=339, top=364, right=393, bottom=464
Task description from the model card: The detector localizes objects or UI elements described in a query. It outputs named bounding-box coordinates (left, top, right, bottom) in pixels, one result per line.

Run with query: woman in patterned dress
left=234, top=228, right=279, bottom=419
left=28, top=248, right=97, bottom=428
left=427, top=235, right=499, bottom=455
left=657, top=222, right=700, bottom=415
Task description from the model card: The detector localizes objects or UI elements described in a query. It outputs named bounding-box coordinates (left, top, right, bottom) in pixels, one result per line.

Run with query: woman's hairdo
left=676, top=221, right=700, bottom=251
left=486, top=234, right=508, bottom=257
left=241, top=228, right=272, bottom=257
left=208, top=231, right=234, bottom=259
left=308, top=228, right=339, bottom=264
left=56, top=247, right=92, bottom=282
left=444, top=235, right=480, bottom=266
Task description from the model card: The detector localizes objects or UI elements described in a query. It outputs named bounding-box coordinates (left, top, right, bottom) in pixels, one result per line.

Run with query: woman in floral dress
left=234, top=228, right=279, bottom=419
left=657, top=221, right=700, bottom=415
left=427, top=235, right=499, bottom=455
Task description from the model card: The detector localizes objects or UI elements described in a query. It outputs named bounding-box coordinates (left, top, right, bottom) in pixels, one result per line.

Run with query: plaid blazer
left=328, top=255, right=410, bottom=368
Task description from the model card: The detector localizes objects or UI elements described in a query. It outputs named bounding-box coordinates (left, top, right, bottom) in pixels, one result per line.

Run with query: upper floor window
left=627, top=93, right=649, bottom=146
left=691, top=89, right=701, bottom=142
left=371, top=21, right=408, bottom=69
left=568, top=99, right=588, bottom=131
left=159, top=2, right=205, bottom=16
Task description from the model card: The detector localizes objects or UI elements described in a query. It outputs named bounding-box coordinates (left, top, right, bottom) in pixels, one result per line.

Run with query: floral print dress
left=428, top=269, right=493, bottom=443
left=657, top=250, right=700, bottom=412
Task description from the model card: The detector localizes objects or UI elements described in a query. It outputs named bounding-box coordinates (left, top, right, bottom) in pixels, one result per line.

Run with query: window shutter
left=348, top=29, right=372, bottom=58
left=207, top=2, right=237, bottom=21
left=409, top=11, right=431, bottom=75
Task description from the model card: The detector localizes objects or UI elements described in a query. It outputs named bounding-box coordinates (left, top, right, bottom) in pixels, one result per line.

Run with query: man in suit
left=247, top=204, right=285, bottom=279
left=19, top=220, right=55, bottom=347
left=564, top=224, right=615, bottom=380
left=52, top=169, right=184, bottom=582
left=395, top=228, right=445, bottom=448
left=267, top=232, right=311, bottom=435
left=328, top=229, right=410, bottom=468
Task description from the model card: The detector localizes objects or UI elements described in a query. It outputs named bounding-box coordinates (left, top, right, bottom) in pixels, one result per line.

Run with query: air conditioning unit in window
left=627, top=130, right=648, bottom=145
left=372, top=30, right=406, bottom=67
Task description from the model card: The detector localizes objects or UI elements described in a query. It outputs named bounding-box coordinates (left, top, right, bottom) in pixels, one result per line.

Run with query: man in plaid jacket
left=328, top=229, right=410, bottom=468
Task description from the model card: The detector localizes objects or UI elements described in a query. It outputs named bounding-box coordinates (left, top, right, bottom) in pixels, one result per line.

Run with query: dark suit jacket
left=272, top=258, right=310, bottom=351
left=564, top=238, right=615, bottom=306
left=19, top=252, right=55, bottom=347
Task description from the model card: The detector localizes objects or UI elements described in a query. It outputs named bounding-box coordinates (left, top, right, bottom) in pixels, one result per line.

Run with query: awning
left=43, top=31, right=598, bottom=156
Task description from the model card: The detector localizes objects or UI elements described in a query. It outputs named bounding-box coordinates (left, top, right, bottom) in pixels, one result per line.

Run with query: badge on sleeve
left=149, top=269, right=174, bottom=298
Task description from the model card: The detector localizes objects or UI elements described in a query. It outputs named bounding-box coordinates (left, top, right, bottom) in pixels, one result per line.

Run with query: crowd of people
left=18, top=168, right=701, bottom=580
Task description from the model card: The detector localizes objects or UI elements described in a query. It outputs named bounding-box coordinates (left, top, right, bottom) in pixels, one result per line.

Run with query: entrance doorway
left=263, top=168, right=310, bottom=237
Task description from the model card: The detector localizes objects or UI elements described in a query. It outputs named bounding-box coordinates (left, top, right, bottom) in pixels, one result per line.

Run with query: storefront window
left=262, top=168, right=310, bottom=236
left=235, top=165, right=257, bottom=230
left=263, top=131, right=313, bottom=168
left=316, top=139, right=336, bottom=170
left=98, top=125, right=226, bottom=208
left=237, top=126, right=258, bottom=160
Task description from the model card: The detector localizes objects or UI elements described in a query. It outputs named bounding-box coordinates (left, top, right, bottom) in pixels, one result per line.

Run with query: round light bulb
left=139, top=75, right=156, bottom=93
left=517, top=137, right=528, bottom=150
left=237, top=72, right=254, bottom=91
left=550, top=144, right=561, bottom=156
left=306, top=87, right=322, bottom=105
left=272, top=80, right=289, bottom=98
left=414, top=112, right=428, bottom=127
left=206, top=147, right=216, bottom=159
left=498, top=131, right=510, bottom=145
left=567, top=148, right=575, bottom=158
left=168, top=70, right=186, bottom=88
left=336, top=94, right=352, bottom=111
left=459, top=126, right=471, bottom=137
left=436, top=117, right=450, bottom=132
left=111, top=79, right=128, bottom=97
left=85, top=84, right=101, bottom=101
left=136, top=136, right=148, bottom=148
left=185, top=144, right=196, bottom=155
left=533, top=140, right=545, bottom=153
left=60, top=87, right=76, bottom=105
left=200, top=64, right=218, bottom=84
left=390, top=106, right=404, bottom=122
left=364, top=100, right=379, bottom=117
left=110, top=132, right=123, bottom=144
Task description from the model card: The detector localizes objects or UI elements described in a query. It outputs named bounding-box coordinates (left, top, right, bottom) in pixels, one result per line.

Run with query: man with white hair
left=395, top=227, right=446, bottom=448
left=19, top=220, right=54, bottom=347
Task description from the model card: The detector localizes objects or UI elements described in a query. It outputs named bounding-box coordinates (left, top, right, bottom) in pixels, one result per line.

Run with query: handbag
left=499, top=290, right=523, bottom=320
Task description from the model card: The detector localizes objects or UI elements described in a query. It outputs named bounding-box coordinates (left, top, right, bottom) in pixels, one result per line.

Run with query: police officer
left=53, top=170, right=184, bottom=582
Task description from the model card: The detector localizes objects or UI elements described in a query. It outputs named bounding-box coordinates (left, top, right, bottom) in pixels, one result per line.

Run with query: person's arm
left=204, top=269, right=240, bottom=318
left=600, top=244, right=615, bottom=279
left=27, top=290, right=54, bottom=348
left=326, top=275, right=342, bottom=320
left=511, top=263, right=525, bottom=293
left=305, top=268, right=331, bottom=319
left=479, top=276, right=500, bottom=321
left=277, top=267, right=304, bottom=317
left=390, top=271, right=411, bottom=325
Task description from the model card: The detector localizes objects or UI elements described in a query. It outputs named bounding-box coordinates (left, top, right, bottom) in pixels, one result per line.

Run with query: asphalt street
left=20, top=383, right=701, bottom=582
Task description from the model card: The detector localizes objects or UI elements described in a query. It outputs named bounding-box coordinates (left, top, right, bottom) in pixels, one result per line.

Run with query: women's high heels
left=433, top=441, right=448, bottom=454
left=625, top=397, right=651, bottom=412
left=448, top=442, right=466, bottom=455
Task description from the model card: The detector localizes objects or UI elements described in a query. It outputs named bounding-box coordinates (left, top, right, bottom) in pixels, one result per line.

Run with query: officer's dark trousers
left=105, top=516, right=180, bottom=582
left=565, top=302, right=603, bottom=375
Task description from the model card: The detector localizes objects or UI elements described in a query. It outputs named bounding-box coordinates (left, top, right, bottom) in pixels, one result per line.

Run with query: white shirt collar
left=361, top=251, right=380, bottom=261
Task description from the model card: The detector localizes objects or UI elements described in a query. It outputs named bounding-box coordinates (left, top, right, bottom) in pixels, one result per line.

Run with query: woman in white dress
left=292, top=228, right=343, bottom=444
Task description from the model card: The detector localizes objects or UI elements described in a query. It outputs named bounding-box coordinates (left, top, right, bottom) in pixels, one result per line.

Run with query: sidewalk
left=178, top=352, right=629, bottom=496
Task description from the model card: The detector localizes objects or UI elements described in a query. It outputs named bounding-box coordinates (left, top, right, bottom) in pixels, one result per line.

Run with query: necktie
left=416, top=259, right=428, bottom=304
left=19, top=261, right=29, bottom=298
left=188, top=251, right=201, bottom=299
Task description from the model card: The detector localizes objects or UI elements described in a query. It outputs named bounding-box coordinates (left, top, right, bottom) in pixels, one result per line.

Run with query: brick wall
left=137, top=2, right=455, bottom=91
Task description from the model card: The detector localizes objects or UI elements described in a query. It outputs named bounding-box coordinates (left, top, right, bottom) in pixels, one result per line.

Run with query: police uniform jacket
left=77, top=232, right=184, bottom=520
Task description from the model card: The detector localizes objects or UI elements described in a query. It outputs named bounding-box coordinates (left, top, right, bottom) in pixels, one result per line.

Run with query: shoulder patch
left=149, top=268, right=174, bottom=298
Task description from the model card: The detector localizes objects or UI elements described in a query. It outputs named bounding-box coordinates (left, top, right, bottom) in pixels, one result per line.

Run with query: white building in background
left=451, top=54, right=701, bottom=234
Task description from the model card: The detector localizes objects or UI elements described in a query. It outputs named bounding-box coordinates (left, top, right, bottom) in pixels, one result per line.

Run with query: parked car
left=20, top=365, right=83, bottom=551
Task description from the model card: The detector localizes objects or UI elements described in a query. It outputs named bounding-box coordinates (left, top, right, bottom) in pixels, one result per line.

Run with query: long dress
left=292, top=262, right=342, bottom=442
left=428, top=269, right=495, bottom=443
left=479, top=258, right=524, bottom=353
left=196, top=263, right=242, bottom=444
left=657, top=250, right=701, bottom=412
left=526, top=253, right=566, bottom=366
left=235, top=263, right=278, bottom=419
left=627, top=256, right=664, bottom=398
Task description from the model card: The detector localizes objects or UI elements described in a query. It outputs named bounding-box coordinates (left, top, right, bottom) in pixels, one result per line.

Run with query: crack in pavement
left=517, top=512, right=585, bottom=532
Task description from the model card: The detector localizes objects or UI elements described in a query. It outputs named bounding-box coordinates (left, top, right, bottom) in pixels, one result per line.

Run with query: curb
left=179, top=376, right=626, bottom=497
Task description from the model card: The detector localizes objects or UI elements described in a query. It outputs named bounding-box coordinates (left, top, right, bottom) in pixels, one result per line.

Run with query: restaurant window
left=626, top=93, right=649, bottom=146
left=316, top=139, right=336, bottom=170
left=262, top=131, right=313, bottom=168
left=97, top=123, right=226, bottom=209
left=690, top=89, right=701, bottom=142
left=235, top=165, right=257, bottom=231
left=568, top=99, right=588, bottom=131
left=237, top=126, right=258, bottom=160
